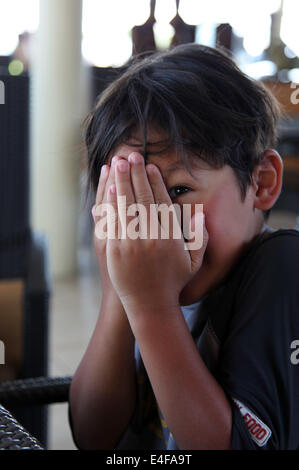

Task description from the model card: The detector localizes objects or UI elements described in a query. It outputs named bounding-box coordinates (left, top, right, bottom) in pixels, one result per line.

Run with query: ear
left=252, top=149, right=283, bottom=211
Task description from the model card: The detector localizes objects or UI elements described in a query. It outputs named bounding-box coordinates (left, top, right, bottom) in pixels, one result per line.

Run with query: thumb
left=187, top=211, right=209, bottom=273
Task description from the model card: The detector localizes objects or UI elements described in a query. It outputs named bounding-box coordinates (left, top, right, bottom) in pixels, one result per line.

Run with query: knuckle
left=136, top=191, right=152, bottom=205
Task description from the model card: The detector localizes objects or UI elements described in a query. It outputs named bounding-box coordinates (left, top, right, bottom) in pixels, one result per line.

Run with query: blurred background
left=0, top=0, right=298, bottom=450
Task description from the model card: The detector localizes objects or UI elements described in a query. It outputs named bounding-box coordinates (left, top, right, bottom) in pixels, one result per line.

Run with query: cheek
left=203, top=190, right=229, bottom=231
left=202, top=188, right=245, bottom=256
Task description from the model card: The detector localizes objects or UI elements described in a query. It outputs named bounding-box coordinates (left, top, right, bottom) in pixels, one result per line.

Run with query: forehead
left=108, top=125, right=174, bottom=165
left=109, top=125, right=204, bottom=172
left=107, top=124, right=214, bottom=179
left=127, top=125, right=169, bottom=144
left=110, top=144, right=184, bottom=174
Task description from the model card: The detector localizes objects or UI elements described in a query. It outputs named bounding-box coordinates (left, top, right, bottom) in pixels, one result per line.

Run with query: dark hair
left=83, top=43, right=281, bottom=218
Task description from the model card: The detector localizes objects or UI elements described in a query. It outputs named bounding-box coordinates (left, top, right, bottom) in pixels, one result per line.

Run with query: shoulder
left=230, top=228, right=299, bottom=325
left=238, top=228, right=299, bottom=287
left=254, top=227, right=299, bottom=254
left=204, top=228, right=299, bottom=342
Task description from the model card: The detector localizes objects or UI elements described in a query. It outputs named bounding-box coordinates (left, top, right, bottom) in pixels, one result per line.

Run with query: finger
left=145, top=163, right=181, bottom=238
left=128, top=152, right=155, bottom=206
left=128, top=153, right=160, bottom=239
left=94, top=156, right=121, bottom=223
left=92, top=165, right=109, bottom=224
left=95, top=164, right=109, bottom=206
left=145, top=163, right=172, bottom=206
left=115, top=158, right=137, bottom=238
left=106, top=183, right=119, bottom=241
left=102, top=156, right=123, bottom=204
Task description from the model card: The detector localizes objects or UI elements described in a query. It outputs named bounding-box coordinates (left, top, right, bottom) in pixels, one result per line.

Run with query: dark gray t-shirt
left=116, top=228, right=299, bottom=450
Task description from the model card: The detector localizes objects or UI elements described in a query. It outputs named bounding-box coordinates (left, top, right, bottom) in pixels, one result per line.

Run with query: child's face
left=109, top=127, right=264, bottom=305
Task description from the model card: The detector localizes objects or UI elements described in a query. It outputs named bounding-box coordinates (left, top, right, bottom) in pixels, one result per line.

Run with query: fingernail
left=111, top=156, right=118, bottom=166
left=117, top=160, right=129, bottom=173
left=101, top=165, right=108, bottom=177
left=109, top=184, right=116, bottom=194
left=129, top=153, right=143, bottom=164
left=146, top=163, right=158, bottom=174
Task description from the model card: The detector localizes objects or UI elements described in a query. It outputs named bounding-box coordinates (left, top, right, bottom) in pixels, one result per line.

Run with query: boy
left=69, top=44, right=299, bottom=450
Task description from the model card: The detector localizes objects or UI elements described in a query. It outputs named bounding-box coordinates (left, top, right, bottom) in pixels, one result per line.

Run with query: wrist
left=99, top=289, right=132, bottom=334
left=123, top=301, right=183, bottom=341
left=101, top=286, right=124, bottom=311
left=121, top=296, right=181, bottom=323
left=119, top=288, right=180, bottom=311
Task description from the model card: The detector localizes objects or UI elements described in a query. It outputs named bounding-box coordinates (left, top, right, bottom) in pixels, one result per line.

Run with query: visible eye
left=168, top=185, right=190, bottom=199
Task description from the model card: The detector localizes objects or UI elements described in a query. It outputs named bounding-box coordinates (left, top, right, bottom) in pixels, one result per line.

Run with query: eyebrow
left=165, top=163, right=185, bottom=174
left=126, top=139, right=169, bottom=147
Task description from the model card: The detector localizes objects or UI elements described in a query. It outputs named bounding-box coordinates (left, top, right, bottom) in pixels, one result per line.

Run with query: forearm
left=123, top=302, right=232, bottom=450
left=69, top=292, right=136, bottom=449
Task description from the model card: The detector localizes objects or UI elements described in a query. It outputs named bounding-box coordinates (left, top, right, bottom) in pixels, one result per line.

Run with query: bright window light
left=153, top=22, right=175, bottom=50
left=230, top=0, right=280, bottom=57
left=82, top=0, right=152, bottom=67
left=242, top=15, right=272, bottom=57
left=174, top=0, right=280, bottom=58
left=154, top=0, right=177, bottom=23
left=81, top=0, right=284, bottom=67
left=152, top=0, right=177, bottom=51
left=0, top=0, right=287, bottom=69
left=179, top=0, right=232, bottom=24
left=281, top=0, right=299, bottom=56
left=179, top=0, right=280, bottom=26
left=240, top=60, right=277, bottom=79
left=289, top=68, right=299, bottom=83
left=195, top=22, right=216, bottom=47
left=0, top=0, right=39, bottom=55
